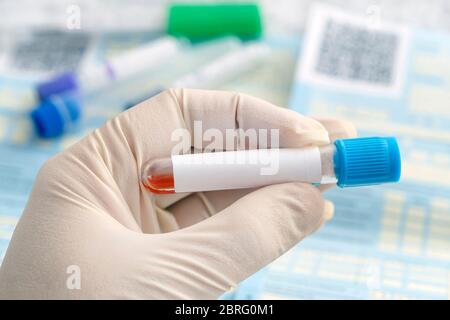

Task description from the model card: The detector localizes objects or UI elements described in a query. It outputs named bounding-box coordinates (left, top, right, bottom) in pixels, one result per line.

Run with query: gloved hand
left=0, top=89, right=356, bottom=299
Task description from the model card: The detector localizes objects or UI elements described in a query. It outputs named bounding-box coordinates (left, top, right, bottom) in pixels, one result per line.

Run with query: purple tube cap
left=36, top=72, right=79, bottom=101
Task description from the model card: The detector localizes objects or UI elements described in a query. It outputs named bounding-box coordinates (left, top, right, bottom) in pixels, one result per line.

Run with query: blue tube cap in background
left=30, top=95, right=82, bottom=138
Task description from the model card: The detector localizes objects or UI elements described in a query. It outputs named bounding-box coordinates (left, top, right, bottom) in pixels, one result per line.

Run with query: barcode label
left=298, top=4, right=410, bottom=96
left=11, top=30, right=91, bottom=72
left=316, top=20, right=398, bottom=84
left=0, top=30, right=94, bottom=79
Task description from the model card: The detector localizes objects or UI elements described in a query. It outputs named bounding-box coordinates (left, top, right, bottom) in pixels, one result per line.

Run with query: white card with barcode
left=298, top=4, right=411, bottom=96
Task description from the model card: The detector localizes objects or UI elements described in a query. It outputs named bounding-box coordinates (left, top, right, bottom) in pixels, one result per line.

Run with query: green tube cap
left=167, top=3, right=263, bottom=41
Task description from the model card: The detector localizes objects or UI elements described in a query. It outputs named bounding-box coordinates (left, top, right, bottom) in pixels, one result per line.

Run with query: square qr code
left=315, top=20, right=398, bottom=85
left=298, top=3, right=410, bottom=96
left=11, top=30, right=91, bottom=72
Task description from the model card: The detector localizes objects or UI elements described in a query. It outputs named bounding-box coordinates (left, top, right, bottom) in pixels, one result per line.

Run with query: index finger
left=169, top=88, right=330, bottom=150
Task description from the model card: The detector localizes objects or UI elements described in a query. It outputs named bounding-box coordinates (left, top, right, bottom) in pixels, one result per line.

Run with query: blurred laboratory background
left=1, top=0, right=450, bottom=299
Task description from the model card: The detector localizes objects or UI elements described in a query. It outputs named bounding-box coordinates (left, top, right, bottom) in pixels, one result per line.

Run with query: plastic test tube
left=36, top=36, right=182, bottom=100
left=123, top=41, right=271, bottom=109
left=31, top=36, right=183, bottom=138
left=172, top=41, right=271, bottom=88
left=142, top=137, right=401, bottom=194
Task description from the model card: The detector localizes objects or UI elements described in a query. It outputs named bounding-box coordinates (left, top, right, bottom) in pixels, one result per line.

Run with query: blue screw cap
left=36, top=72, right=79, bottom=101
left=31, top=95, right=82, bottom=138
left=334, top=137, right=401, bottom=187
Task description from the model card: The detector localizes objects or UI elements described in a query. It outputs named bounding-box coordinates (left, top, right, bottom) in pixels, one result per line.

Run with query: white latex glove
left=0, top=89, right=356, bottom=299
